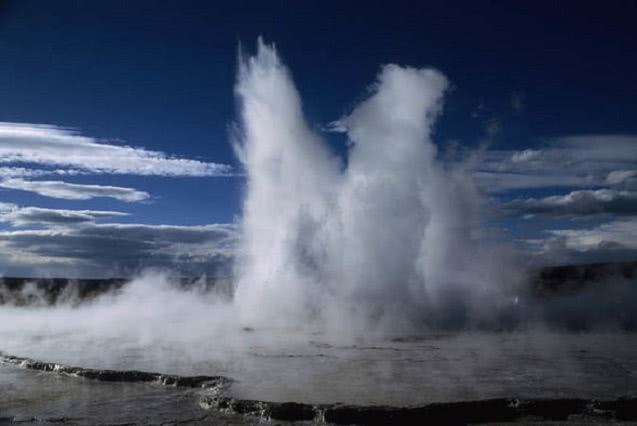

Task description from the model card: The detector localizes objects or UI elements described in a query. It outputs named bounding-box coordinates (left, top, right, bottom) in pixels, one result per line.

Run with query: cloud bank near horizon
left=0, top=220, right=237, bottom=278
left=470, top=134, right=637, bottom=265
left=0, top=121, right=236, bottom=277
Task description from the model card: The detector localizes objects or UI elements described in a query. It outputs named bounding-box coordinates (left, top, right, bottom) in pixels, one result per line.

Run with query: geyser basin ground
left=3, top=331, right=637, bottom=424
left=2, top=272, right=637, bottom=423
left=3, top=330, right=637, bottom=407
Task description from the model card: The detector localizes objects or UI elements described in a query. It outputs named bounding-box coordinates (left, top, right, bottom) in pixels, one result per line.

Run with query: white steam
left=233, top=39, right=519, bottom=335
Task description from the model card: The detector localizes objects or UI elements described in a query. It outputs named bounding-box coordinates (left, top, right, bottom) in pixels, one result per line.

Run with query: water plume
left=233, top=39, right=521, bottom=336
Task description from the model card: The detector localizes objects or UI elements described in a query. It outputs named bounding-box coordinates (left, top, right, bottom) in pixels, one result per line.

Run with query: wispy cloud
left=606, top=170, right=637, bottom=186
left=0, top=202, right=16, bottom=213
left=511, top=92, right=525, bottom=114
left=477, top=135, right=637, bottom=192
left=502, top=189, right=637, bottom=218
left=0, top=122, right=232, bottom=177
left=0, top=167, right=86, bottom=178
left=0, top=205, right=129, bottom=227
left=0, top=178, right=150, bottom=202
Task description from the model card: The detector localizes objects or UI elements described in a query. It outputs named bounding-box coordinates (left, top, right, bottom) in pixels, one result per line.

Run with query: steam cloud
left=232, top=39, right=520, bottom=335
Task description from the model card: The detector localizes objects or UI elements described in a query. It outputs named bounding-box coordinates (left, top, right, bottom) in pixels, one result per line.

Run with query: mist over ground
left=232, top=39, right=525, bottom=337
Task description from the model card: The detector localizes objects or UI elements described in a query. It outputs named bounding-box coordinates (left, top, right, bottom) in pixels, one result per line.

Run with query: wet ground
left=2, top=332, right=637, bottom=424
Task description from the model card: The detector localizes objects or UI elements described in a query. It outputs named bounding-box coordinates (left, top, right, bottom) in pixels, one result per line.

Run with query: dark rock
left=266, top=402, right=317, bottom=421
left=518, top=398, right=589, bottom=420
left=423, top=399, right=517, bottom=424
left=79, top=369, right=156, bottom=383
left=598, top=397, right=637, bottom=420
left=324, top=399, right=515, bottom=425
left=228, top=399, right=263, bottom=415
left=324, top=405, right=408, bottom=425
left=532, top=261, right=637, bottom=297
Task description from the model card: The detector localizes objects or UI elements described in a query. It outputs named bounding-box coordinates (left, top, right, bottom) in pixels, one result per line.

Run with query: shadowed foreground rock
left=200, top=394, right=637, bottom=424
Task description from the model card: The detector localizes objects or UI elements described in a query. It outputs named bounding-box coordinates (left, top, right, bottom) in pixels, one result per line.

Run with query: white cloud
left=479, top=135, right=637, bottom=265
left=547, top=218, right=637, bottom=251
left=0, top=178, right=150, bottom=202
left=0, top=202, right=16, bottom=213
left=606, top=170, right=637, bottom=185
left=523, top=218, right=637, bottom=265
left=478, top=135, right=637, bottom=192
left=0, top=167, right=56, bottom=178
left=0, top=167, right=89, bottom=178
left=510, top=149, right=541, bottom=163
left=0, top=122, right=232, bottom=176
left=0, top=206, right=129, bottom=227
left=0, top=223, right=237, bottom=277
left=503, top=189, right=637, bottom=217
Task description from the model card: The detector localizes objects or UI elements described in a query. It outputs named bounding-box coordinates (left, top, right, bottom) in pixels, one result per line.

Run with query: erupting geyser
left=233, top=39, right=520, bottom=335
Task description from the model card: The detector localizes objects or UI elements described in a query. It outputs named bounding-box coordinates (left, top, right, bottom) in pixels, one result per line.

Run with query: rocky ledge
left=3, top=350, right=637, bottom=424
left=0, top=352, right=230, bottom=389
left=201, top=394, right=637, bottom=424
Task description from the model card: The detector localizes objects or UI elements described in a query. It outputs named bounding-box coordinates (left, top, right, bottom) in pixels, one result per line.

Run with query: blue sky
left=0, top=1, right=636, bottom=277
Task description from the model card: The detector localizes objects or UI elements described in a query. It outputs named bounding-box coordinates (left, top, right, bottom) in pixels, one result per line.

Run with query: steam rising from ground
left=0, top=271, right=307, bottom=372
left=233, top=40, right=520, bottom=335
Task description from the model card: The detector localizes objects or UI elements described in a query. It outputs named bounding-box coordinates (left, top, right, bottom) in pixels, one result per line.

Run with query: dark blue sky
left=1, top=1, right=636, bottom=275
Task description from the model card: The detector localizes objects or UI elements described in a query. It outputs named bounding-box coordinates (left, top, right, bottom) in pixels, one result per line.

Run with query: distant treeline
left=530, top=260, right=637, bottom=297
left=0, top=276, right=217, bottom=306
left=1, top=261, right=636, bottom=306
